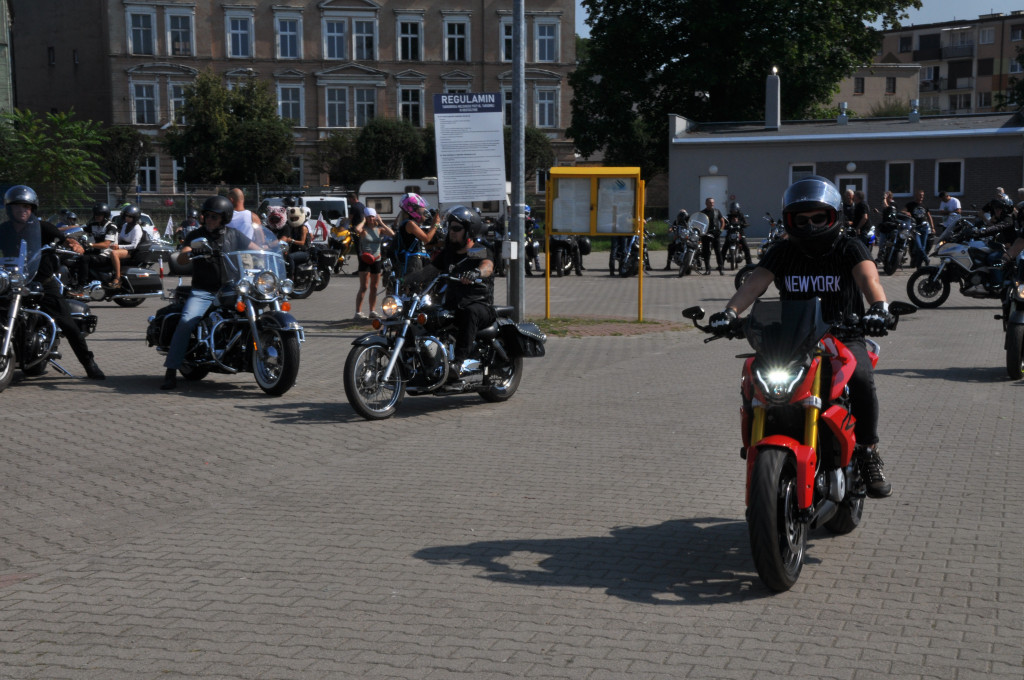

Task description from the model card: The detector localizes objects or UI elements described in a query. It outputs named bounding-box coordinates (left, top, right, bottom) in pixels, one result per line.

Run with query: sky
left=574, top=2, right=1024, bottom=38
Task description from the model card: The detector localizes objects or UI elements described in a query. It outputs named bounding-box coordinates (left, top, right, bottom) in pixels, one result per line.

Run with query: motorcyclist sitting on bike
left=524, top=205, right=542, bottom=276
left=84, top=202, right=123, bottom=288
left=405, top=205, right=496, bottom=380
left=0, top=185, right=104, bottom=379
left=708, top=175, right=893, bottom=499
left=160, top=195, right=262, bottom=390
left=663, top=209, right=689, bottom=270
left=115, top=204, right=145, bottom=267
left=726, top=201, right=754, bottom=266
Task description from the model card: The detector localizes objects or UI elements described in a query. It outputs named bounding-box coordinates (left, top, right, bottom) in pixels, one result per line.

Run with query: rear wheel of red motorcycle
left=748, top=448, right=807, bottom=592
left=824, top=487, right=864, bottom=535
left=1006, top=324, right=1024, bottom=380
left=479, top=356, right=522, bottom=403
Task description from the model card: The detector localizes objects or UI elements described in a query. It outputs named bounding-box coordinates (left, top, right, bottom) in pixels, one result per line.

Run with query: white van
left=358, top=177, right=509, bottom=224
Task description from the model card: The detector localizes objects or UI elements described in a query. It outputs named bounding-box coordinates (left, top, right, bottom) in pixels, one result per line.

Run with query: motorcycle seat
left=494, top=305, right=514, bottom=318
left=477, top=324, right=500, bottom=340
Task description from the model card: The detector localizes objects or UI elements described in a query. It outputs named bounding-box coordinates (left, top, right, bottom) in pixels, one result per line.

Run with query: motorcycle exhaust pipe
left=809, top=500, right=838, bottom=530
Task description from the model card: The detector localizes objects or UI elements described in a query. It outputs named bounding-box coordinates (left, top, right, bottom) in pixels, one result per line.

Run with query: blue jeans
left=164, top=289, right=217, bottom=370
left=911, top=227, right=930, bottom=267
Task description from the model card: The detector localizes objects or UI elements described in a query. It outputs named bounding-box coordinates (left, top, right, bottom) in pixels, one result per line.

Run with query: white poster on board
left=433, top=93, right=507, bottom=204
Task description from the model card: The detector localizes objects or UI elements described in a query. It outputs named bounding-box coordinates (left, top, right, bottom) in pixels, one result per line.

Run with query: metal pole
left=509, top=0, right=526, bottom=321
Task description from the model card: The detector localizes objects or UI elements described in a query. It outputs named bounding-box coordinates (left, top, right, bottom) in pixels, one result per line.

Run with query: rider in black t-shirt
left=708, top=176, right=894, bottom=499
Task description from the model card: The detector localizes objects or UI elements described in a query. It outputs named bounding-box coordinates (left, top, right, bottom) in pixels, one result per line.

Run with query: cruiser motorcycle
left=343, top=250, right=546, bottom=420
left=672, top=212, right=707, bottom=277
left=146, top=226, right=303, bottom=395
left=876, top=212, right=913, bottom=276
left=906, top=219, right=1005, bottom=308
left=682, top=297, right=915, bottom=591
left=618, top=226, right=654, bottom=277
left=1, top=238, right=97, bottom=392
left=57, top=226, right=175, bottom=307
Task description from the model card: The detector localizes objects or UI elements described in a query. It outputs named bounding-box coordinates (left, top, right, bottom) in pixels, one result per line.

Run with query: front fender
left=1007, top=303, right=1024, bottom=327
left=351, top=332, right=389, bottom=347
left=746, top=435, right=816, bottom=510
left=258, top=310, right=304, bottom=336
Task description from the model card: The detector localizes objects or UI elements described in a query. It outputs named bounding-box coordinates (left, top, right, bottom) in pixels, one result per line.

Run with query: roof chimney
left=909, top=99, right=920, bottom=123
left=838, top=102, right=849, bottom=125
left=765, top=68, right=780, bottom=130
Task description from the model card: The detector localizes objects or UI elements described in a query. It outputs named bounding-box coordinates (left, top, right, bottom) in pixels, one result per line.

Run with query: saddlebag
left=146, top=303, right=183, bottom=347
left=498, top=320, right=546, bottom=358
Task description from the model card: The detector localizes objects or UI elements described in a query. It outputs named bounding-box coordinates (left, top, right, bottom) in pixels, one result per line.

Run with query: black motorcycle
left=145, top=227, right=303, bottom=395
left=671, top=213, right=706, bottom=277
left=734, top=213, right=783, bottom=289
left=618, top=227, right=654, bottom=277
left=998, top=251, right=1024, bottom=379
left=722, top=219, right=745, bottom=270
left=549, top=234, right=585, bottom=276
left=283, top=240, right=336, bottom=300
left=343, top=250, right=546, bottom=420
left=876, top=212, right=913, bottom=276
left=58, top=226, right=174, bottom=307
left=1, top=238, right=97, bottom=392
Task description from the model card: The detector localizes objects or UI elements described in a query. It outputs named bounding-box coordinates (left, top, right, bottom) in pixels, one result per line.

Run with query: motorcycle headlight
left=1013, top=283, right=1024, bottom=302
left=280, top=279, right=294, bottom=295
left=899, top=229, right=910, bottom=239
left=754, top=365, right=807, bottom=403
left=381, top=295, right=403, bottom=318
left=0, top=270, right=9, bottom=295
left=255, top=270, right=278, bottom=296
left=236, top=280, right=252, bottom=296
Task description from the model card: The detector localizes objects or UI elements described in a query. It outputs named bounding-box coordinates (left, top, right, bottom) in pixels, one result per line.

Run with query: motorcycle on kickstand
left=672, top=213, right=707, bottom=277
left=145, top=226, right=303, bottom=395
left=619, top=226, right=654, bottom=277
left=722, top=217, right=746, bottom=270
left=906, top=218, right=1006, bottom=309
left=1, top=239, right=98, bottom=392
left=876, top=212, right=913, bottom=276
left=682, top=297, right=915, bottom=591
left=343, top=249, right=546, bottom=420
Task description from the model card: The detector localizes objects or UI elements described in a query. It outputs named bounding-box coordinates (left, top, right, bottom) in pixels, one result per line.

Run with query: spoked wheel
left=906, top=267, right=950, bottom=308
left=0, top=345, right=14, bottom=393
left=344, top=344, right=405, bottom=420
left=748, top=448, right=807, bottom=592
left=252, top=327, right=301, bottom=396
left=1006, top=324, right=1024, bottom=380
left=313, top=266, right=331, bottom=291
left=290, top=275, right=315, bottom=300
left=479, top=356, right=523, bottom=403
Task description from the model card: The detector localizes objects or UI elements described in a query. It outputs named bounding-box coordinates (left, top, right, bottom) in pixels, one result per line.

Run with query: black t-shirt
left=186, top=226, right=254, bottom=292
left=758, top=237, right=870, bottom=325
left=430, top=242, right=495, bottom=307
left=348, top=201, right=366, bottom=228
left=853, top=201, right=871, bottom=233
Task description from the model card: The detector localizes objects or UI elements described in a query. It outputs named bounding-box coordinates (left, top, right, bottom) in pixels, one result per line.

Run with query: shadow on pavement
left=878, top=365, right=1011, bottom=383
left=414, top=517, right=777, bottom=604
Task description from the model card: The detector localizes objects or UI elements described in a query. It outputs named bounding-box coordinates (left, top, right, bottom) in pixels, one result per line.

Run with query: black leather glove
left=459, top=268, right=481, bottom=284
left=709, top=308, right=738, bottom=335
left=862, top=301, right=893, bottom=337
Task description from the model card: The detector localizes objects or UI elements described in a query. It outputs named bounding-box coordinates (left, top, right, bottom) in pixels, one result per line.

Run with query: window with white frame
left=167, top=11, right=194, bottom=56
left=919, top=95, right=940, bottom=112
left=978, top=91, right=992, bottom=108
left=128, top=9, right=156, bottom=55
left=278, top=84, right=303, bottom=125
left=324, top=19, right=346, bottom=59
left=898, top=36, right=912, bottom=52
left=226, top=11, right=254, bottom=58
left=885, top=77, right=896, bottom=94
left=445, top=18, right=469, bottom=62
left=399, top=19, right=422, bottom=61
left=326, top=87, right=348, bottom=127
left=355, top=88, right=376, bottom=126
left=276, top=15, right=301, bottom=59
left=354, top=20, right=376, bottom=60
left=936, top=159, right=963, bottom=195
left=853, top=77, right=865, bottom=94
left=501, top=20, right=513, bottom=62
left=922, top=65, right=937, bottom=81
left=172, top=159, right=184, bottom=193
left=950, top=93, right=971, bottom=110
left=1011, top=60, right=1023, bottom=74
left=133, top=83, right=157, bottom=124
left=790, top=164, right=816, bottom=184
left=886, top=161, right=912, bottom=195
left=400, top=87, right=422, bottom=126
left=138, top=156, right=158, bottom=192
left=288, top=156, right=303, bottom=185
left=502, top=88, right=513, bottom=125
left=536, top=88, right=557, bottom=127
left=169, top=82, right=187, bottom=123
left=1012, top=24, right=1023, bottom=41
left=979, top=27, right=995, bottom=45
left=535, top=21, right=558, bottom=62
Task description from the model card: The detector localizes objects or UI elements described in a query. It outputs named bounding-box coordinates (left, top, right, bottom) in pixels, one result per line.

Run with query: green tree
left=314, top=129, right=361, bottom=186
left=354, top=117, right=425, bottom=179
left=0, top=109, right=106, bottom=211
left=569, top=0, right=921, bottom=174
left=163, top=70, right=293, bottom=184
left=503, top=126, right=556, bottom=181
left=101, top=126, right=154, bottom=204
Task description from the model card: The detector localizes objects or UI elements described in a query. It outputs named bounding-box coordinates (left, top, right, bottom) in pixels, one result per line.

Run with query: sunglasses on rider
left=448, top=225, right=465, bottom=232
left=793, top=212, right=831, bottom=228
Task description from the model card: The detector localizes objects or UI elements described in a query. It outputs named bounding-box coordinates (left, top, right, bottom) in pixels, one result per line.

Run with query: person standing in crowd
left=875, top=190, right=898, bottom=258
left=352, top=207, right=394, bottom=320
left=852, top=190, right=872, bottom=249
left=936, top=191, right=962, bottom=232
left=904, top=189, right=935, bottom=267
left=0, top=186, right=104, bottom=379
left=700, top=197, right=726, bottom=275
left=842, top=189, right=856, bottom=232
left=726, top=201, right=754, bottom=266
left=225, top=188, right=259, bottom=239
left=347, top=192, right=366, bottom=233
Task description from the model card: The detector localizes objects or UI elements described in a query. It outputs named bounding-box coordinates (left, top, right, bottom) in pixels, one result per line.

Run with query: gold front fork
left=803, top=360, right=822, bottom=446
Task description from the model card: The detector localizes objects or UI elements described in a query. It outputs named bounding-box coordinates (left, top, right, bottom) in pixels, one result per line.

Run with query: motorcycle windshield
left=744, top=298, right=830, bottom=366
left=0, top=223, right=42, bottom=281
left=688, top=213, right=709, bottom=235
left=222, top=226, right=287, bottom=284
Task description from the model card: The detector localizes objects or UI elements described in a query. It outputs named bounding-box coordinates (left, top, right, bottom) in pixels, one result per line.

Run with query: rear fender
left=746, top=435, right=816, bottom=510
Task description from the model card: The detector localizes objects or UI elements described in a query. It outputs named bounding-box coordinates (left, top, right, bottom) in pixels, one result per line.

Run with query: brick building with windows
left=10, top=0, right=575, bottom=194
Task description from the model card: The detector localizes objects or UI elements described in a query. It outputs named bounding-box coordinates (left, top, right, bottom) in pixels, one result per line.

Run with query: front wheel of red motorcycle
left=748, top=447, right=807, bottom=592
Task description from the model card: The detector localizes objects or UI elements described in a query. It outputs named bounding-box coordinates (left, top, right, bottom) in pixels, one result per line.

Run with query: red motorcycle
left=682, top=297, right=914, bottom=591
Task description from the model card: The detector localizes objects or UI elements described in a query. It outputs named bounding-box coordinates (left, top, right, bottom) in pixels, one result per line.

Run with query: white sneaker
left=354, top=312, right=368, bottom=320
left=369, top=311, right=381, bottom=319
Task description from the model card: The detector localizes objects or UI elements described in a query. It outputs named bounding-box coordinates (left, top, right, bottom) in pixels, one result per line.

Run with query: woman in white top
left=354, top=207, right=395, bottom=319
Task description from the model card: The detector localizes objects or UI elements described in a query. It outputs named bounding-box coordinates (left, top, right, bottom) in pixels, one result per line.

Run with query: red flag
left=312, top=212, right=329, bottom=243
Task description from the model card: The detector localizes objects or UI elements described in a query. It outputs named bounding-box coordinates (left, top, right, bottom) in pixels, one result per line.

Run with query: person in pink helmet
left=393, top=193, right=440, bottom=278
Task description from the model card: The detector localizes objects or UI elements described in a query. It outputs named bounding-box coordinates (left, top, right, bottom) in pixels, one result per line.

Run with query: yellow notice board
left=545, top=167, right=644, bottom=236
left=543, top=167, right=647, bottom=320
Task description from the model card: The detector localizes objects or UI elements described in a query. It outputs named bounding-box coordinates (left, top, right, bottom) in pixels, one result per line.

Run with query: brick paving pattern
left=0, top=252, right=1020, bottom=679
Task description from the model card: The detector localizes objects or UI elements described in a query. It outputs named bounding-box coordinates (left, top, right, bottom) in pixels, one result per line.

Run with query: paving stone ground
left=0, top=252, right=1020, bottom=679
